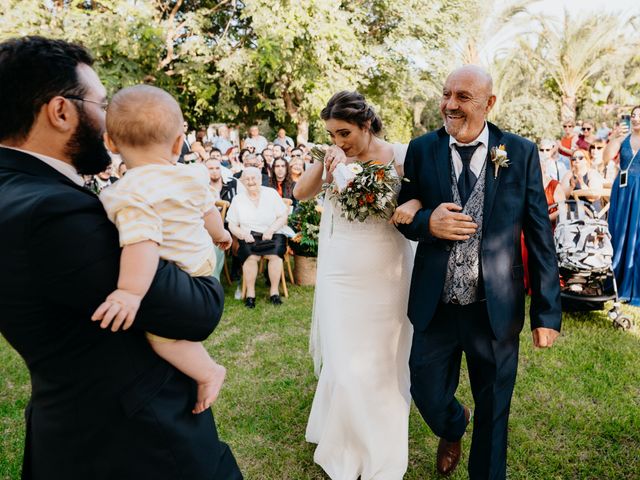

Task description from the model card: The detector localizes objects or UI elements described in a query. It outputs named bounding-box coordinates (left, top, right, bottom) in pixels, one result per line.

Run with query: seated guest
left=117, top=161, right=127, bottom=177
left=273, top=127, right=295, bottom=149
left=540, top=138, right=568, bottom=181
left=575, top=120, right=597, bottom=151
left=88, top=162, right=118, bottom=193
left=272, top=143, right=285, bottom=161
left=213, top=124, right=233, bottom=154
left=227, top=168, right=289, bottom=308
left=523, top=152, right=566, bottom=293
left=243, top=125, right=268, bottom=153
left=262, top=146, right=275, bottom=175
left=233, top=153, right=269, bottom=186
left=558, top=120, right=576, bottom=162
left=270, top=157, right=297, bottom=207
left=289, top=150, right=305, bottom=182
left=206, top=158, right=238, bottom=204
left=561, top=148, right=604, bottom=207
left=589, top=139, right=616, bottom=183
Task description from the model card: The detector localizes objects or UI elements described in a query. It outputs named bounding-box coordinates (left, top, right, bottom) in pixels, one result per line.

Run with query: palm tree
left=458, top=0, right=539, bottom=66
left=524, top=11, right=632, bottom=122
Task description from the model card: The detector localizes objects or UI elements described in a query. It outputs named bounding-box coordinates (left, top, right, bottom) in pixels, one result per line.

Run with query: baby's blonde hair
left=106, top=85, right=183, bottom=148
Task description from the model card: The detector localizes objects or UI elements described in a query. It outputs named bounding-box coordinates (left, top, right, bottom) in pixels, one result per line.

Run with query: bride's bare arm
left=293, top=161, right=325, bottom=201
left=294, top=146, right=346, bottom=200
left=390, top=199, right=423, bottom=225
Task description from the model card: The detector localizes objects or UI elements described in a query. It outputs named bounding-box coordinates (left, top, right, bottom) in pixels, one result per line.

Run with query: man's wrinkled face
left=440, top=69, right=495, bottom=144
left=64, top=64, right=111, bottom=175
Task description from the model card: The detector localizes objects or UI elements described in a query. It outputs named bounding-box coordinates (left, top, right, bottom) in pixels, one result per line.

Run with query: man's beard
left=64, top=107, right=111, bottom=175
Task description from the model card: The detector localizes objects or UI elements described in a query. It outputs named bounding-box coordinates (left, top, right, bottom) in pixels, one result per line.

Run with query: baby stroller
left=553, top=199, right=633, bottom=330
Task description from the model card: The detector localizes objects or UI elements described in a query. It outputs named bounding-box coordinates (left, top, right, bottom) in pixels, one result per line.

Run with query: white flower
left=490, top=145, right=510, bottom=179
left=348, top=163, right=363, bottom=174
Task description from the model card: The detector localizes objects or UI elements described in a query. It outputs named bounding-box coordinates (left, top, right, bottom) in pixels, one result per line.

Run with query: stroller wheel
left=607, top=308, right=619, bottom=320
left=613, top=316, right=632, bottom=331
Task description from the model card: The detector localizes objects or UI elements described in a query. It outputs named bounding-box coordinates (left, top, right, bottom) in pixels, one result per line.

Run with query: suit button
left=445, top=245, right=451, bottom=252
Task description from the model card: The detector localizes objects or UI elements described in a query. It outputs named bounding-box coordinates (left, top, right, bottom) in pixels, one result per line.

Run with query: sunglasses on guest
left=590, top=146, right=604, bottom=151
left=582, top=127, right=592, bottom=132
left=563, top=124, right=574, bottom=128
left=539, top=148, right=552, bottom=152
left=571, top=155, right=586, bottom=161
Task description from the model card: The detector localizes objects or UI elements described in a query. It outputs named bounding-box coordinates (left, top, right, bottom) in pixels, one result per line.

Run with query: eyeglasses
left=571, top=155, right=585, bottom=161
left=539, top=148, right=552, bottom=152
left=582, top=127, right=592, bottom=131
left=64, top=96, right=109, bottom=111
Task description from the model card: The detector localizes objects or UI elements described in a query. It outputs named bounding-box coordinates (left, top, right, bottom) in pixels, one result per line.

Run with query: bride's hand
left=390, top=199, right=423, bottom=226
left=324, top=146, right=348, bottom=174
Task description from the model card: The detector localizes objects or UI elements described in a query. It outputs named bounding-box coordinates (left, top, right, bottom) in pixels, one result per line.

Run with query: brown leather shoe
left=436, top=406, right=472, bottom=476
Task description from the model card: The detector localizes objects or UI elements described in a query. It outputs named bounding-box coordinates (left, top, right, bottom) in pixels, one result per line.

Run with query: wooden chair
left=281, top=198, right=295, bottom=284
left=215, top=200, right=233, bottom=284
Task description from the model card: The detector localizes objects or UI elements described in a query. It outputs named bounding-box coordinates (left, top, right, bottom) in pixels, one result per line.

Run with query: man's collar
left=0, top=145, right=84, bottom=186
left=449, top=122, right=489, bottom=149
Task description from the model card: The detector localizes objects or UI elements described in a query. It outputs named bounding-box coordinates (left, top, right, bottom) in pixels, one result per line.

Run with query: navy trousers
left=410, top=301, right=520, bottom=480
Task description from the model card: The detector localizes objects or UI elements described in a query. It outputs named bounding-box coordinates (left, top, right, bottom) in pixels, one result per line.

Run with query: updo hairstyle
left=320, top=91, right=383, bottom=136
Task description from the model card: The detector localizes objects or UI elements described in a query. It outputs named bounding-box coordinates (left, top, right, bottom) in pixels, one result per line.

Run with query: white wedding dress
left=306, top=144, right=414, bottom=480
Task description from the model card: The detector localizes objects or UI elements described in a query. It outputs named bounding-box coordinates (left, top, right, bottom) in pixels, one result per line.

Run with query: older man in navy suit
left=397, top=65, right=561, bottom=479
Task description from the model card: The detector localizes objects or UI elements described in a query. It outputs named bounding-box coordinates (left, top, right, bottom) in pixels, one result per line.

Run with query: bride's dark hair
left=320, top=91, right=383, bottom=136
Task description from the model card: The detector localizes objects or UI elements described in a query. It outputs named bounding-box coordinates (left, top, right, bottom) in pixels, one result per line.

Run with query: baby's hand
left=91, top=289, right=142, bottom=332
left=214, top=230, right=232, bottom=251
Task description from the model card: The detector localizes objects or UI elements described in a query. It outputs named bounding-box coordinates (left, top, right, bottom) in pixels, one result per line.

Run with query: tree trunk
left=561, top=94, right=576, bottom=123
left=296, top=118, right=309, bottom=145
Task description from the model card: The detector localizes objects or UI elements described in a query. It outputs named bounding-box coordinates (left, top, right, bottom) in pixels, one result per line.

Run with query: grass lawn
left=1, top=281, right=639, bottom=479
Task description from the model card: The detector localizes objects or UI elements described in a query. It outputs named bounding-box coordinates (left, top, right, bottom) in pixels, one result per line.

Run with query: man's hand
left=91, top=289, right=142, bottom=332
left=428, top=203, right=478, bottom=240
left=390, top=199, right=423, bottom=225
left=532, top=327, right=560, bottom=348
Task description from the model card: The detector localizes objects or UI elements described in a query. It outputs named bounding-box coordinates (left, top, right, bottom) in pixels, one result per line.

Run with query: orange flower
left=375, top=169, right=385, bottom=181
left=358, top=198, right=365, bottom=206
left=365, top=193, right=375, bottom=204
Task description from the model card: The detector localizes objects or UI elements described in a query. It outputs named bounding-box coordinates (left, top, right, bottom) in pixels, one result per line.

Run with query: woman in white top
left=295, top=91, right=422, bottom=480
left=226, top=167, right=289, bottom=308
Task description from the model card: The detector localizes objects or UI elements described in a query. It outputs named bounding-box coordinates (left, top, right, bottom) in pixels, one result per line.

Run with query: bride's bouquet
left=311, top=146, right=403, bottom=223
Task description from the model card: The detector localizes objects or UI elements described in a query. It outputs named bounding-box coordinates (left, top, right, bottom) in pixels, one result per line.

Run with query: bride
left=295, top=91, right=422, bottom=480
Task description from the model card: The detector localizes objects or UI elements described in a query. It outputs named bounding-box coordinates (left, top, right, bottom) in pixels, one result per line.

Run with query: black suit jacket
left=0, top=147, right=241, bottom=479
left=397, top=124, right=561, bottom=340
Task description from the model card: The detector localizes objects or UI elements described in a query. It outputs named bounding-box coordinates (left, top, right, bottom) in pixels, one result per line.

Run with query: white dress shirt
left=0, top=145, right=84, bottom=186
left=449, top=122, right=489, bottom=181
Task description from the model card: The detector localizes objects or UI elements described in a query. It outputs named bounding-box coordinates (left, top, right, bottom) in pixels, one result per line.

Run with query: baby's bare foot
left=192, top=364, right=226, bottom=414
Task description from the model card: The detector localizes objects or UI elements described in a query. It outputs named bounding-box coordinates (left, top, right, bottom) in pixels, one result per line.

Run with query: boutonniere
left=490, top=144, right=509, bottom=179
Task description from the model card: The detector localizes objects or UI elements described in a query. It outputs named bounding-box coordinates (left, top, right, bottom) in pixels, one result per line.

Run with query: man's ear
left=171, top=133, right=184, bottom=156
left=45, top=96, right=76, bottom=134
left=486, top=95, right=497, bottom=114
left=103, top=132, right=119, bottom=154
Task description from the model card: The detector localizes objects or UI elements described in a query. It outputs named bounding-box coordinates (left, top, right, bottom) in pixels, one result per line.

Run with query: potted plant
left=288, top=199, right=321, bottom=285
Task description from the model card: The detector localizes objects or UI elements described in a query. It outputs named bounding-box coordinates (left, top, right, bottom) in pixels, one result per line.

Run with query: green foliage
left=288, top=200, right=321, bottom=257
left=2, top=290, right=640, bottom=479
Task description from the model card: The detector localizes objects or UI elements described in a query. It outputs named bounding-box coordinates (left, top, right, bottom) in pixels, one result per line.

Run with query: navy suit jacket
left=0, top=147, right=240, bottom=480
left=397, top=123, right=561, bottom=340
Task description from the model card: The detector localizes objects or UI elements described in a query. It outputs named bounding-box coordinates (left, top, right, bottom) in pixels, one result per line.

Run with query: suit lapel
left=482, top=123, right=505, bottom=232
left=433, top=128, right=453, bottom=202
left=0, top=147, right=97, bottom=198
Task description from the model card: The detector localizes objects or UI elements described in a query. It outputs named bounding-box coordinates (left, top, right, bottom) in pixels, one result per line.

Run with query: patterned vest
left=441, top=158, right=487, bottom=305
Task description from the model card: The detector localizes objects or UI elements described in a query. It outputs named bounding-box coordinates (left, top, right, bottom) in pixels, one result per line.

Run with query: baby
left=92, top=85, right=232, bottom=414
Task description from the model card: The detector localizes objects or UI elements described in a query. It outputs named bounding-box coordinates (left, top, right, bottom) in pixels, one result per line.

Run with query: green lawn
left=1, top=282, right=639, bottom=480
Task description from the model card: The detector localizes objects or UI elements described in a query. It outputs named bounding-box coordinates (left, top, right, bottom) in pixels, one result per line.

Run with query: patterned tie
left=456, top=144, right=480, bottom=205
